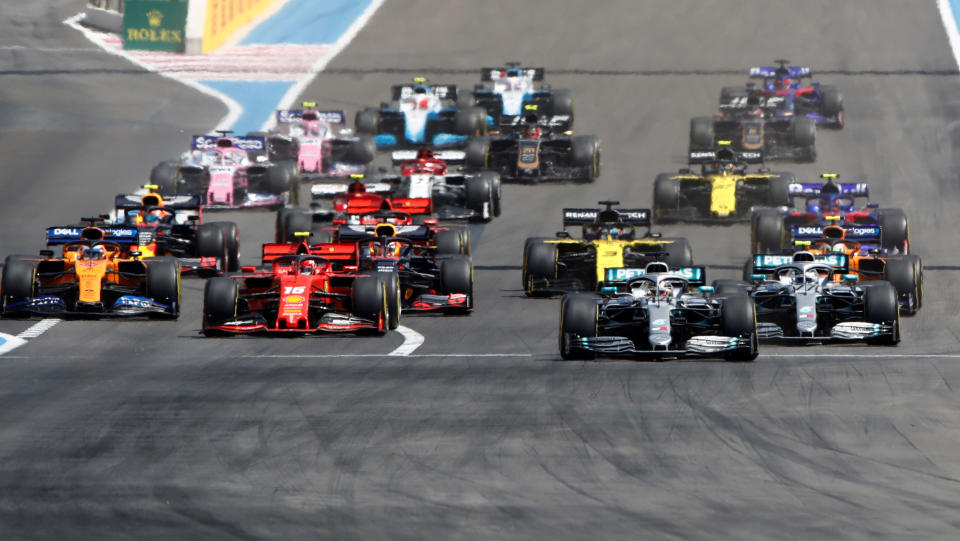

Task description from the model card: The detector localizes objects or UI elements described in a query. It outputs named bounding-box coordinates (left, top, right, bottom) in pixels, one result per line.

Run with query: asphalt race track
left=2, top=1, right=960, bottom=538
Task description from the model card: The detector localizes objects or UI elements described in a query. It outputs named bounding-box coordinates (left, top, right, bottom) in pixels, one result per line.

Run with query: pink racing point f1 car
left=270, top=104, right=376, bottom=178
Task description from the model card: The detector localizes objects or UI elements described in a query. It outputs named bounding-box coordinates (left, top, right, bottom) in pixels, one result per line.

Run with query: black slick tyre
left=352, top=276, right=388, bottom=335
left=146, top=258, right=181, bottom=319
left=196, top=223, right=228, bottom=273
left=523, top=239, right=557, bottom=296
left=559, top=293, right=599, bottom=360
left=863, top=281, right=900, bottom=345
left=720, top=293, right=758, bottom=361
left=1, top=258, right=35, bottom=317
left=202, top=277, right=239, bottom=335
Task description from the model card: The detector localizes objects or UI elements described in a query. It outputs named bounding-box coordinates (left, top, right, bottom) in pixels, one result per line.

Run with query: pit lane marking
left=389, top=325, right=424, bottom=356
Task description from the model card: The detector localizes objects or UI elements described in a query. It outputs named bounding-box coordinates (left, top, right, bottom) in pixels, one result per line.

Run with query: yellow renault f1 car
left=653, top=144, right=794, bottom=222
left=1, top=226, right=180, bottom=318
left=522, top=201, right=693, bottom=296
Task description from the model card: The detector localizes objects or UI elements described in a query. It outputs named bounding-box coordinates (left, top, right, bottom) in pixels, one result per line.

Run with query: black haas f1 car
left=750, top=175, right=909, bottom=254
left=149, top=132, right=293, bottom=209
left=691, top=82, right=817, bottom=162
left=457, top=63, right=574, bottom=135
left=464, top=112, right=600, bottom=182
left=265, top=216, right=474, bottom=316
left=2, top=226, right=180, bottom=318
left=559, top=261, right=758, bottom=361
left=110, top=188, right=240, bottom=273
left=523, top=201, right=693, bottom=296
left=308, top=149, right=501, bottom=223
left=202, top=252, right=393, bottom=336
left=715, top=251, right=900, bottom=345
left=653, top=146, right=794, bottom=222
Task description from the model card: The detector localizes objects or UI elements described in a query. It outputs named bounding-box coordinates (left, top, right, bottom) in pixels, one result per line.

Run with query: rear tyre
left=690, top=117, right=715, bottom=150
left=885, top=255, right=922, bottom=313
left=571, top=135, right=601, bottom=180
left=210, top=222, right=240, bottom=271
left=202, top=277, right=239, bottom=335
left=864, top=281, right=900, bottom=345
left=355, top=108, right=380, bottom=135
left=662, top=237, right=693, bottom=268
left=1, top=258, right=35, bottom=317
left=282, top=210, right=313, bottom=243
left=720, top=293, right=758, bottom=361
left=465, top=137, right=490, bottom=169
left=347, top=135, right=376, bottom=164
left=523, top=240, right=557, bottom=296
left=877, top=208, right=909, bottom=253
left=559, top=293, right=599, bottom=360
left=478, top=170, right=502, bottom=217
left=146, top=258, right=181, bottom=319
left=820, top=86, right=844, bottom=128
left=766, top=172, right=794, bottom=207
left=753, top=209, right=784, bottom=253
left=653, top=173, right=680, bottom=223
left=149, top=161, right=179, bottom=194
left=436, top=229, right=466, bottom=255
left=352, top=276, right=388, bottom=335
left=455, top=106, right=487, bottom=136
left=263, top=165, right=292, bottom=194
left=465, top=174, right=493, bottom=222
left=196, top=223, right=228, bottom=273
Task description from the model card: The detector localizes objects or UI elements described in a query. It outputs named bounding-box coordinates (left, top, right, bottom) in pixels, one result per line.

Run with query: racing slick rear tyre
left=352, top=276, right=388, bottom=335
left=720, top=293, right=758, bottom=361
left=885, top=255, right=922, bottom=313
left=791, top=117, right=816, bottom=161
left=551, top=89, right=574, bottom=119
left=662, top=237, right=693, bottom=268
left=459, top=228, right=472, bottom=255
left=465, top=174, right=494, bottom=223
left=559, top=293, right=599, bottom=360
left=355, top=108, right=380, bottom=135
left=196, top=223, right=228, bottom=273
left=689, top=117, right=715, bottom=150
left=455, top=106, right=488, bottom=136
left=767, top=172, right=795, bottom=207
left=440, top=255, right=474, bottom=314
left=863, top=281, right=901, bottom=345
left=571, top=135, right=601, bottom=181
left=523, top=240, right=557, bottom=297
left=145, top=258, right=181, bottom=319
left=209, top=222, right=240, bottom=272
left=282, top=210, right=313, bottom=243
left=263, top=165, right=292, bottom=195
left=877, top=208, right=909, bottom=253
left=202, top=277, right=239, bottom=336
left=653, top=173, right=680, bottom=223
left=465, top=137, right=490, bottom=169
left=149, top=161, right=179, bottom=194
left=376, top=272, right=401, bottom=330
left=456, top=89, right=475, bottom=109
left=436, top=229, right=467, bottom=256
left=478, top=170, right=502, bottom=217
left=712, top=279, right=750, bottom=299
left=753, top=208, right=784, bottom=253
left=347, top=135, right=377, bottom=164
left=1, top=258, right=35, bottom=317
left=821, top=86, right=844, bottom=128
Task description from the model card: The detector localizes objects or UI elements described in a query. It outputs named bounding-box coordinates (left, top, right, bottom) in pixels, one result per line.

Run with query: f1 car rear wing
left=562, top=208, right=651, bottom=228
left=46, top=226, right=139, bottom=246
left=311, top=182, right=394, bottom=198
left=191, top=135, right=266, bottom=152
left=481, top=67, right=544, bottom=81
left=391, top=84, right=457, bottom=101
left=719, top=94, right=786, bottom=111
left=787, top=183, right=870, bottom=198
left=390, top=150, right=466, bottom=165
left=748, top=66, right=811, bottom=79
left=751, top=252, right=849, bottom=274
left=689, top=149, right=763, bottom=164
left=276, top=109, right=346, bottom=125
left=114, top=193, right=202, bottom=210
left=602, top=266, right=707, bottom=288
left=791, top=224, right=882, bottom=244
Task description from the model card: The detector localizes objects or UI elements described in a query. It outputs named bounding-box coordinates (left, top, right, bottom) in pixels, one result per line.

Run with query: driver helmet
left=81, top=246, right=105, bottom=261
left=524, top=125, right=541, bottom=139
left=348, top=180, right=367, bottom=194
left=300, top=259, right=318, bottom=275
left=416, top=148, right=433, bottom=160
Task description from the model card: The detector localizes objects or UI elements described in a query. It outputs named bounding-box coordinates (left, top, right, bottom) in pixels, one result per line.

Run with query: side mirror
left=678, top=168, right=691, bottom=174
left=256, top=155, right=269, bottom=163
left=843, top=273, right=859, bottom=282
left=38, top=249, right=54, bottom=258
left=187, top=215, right=200, bottom=222
left=750, top=273, right=766, bottom=282
left=129, top=251, right=142, bottom=259
left=649, top=232, right=662, bottom=238
left=555, top=231, right=570, bottom=239
left=698, top=285, right=715, bottom=293
left=600, top=286, right=617, bottom=295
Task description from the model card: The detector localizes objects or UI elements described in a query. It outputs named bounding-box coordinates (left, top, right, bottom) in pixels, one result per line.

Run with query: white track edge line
left=389, top=325, right=425, bottom=356
left=63, top=12, right=243, bottom=130
left=261, top=0, right=387, bottom=131
left=0, top=319, right=61, bottom=356
left=937, top=0, right=960, bottom=70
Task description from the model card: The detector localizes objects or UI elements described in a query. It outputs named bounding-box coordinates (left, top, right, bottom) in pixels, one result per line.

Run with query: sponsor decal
left=123, top=1, right=187, bottom=53
left=652, top=318, right=667, bottom=326
left=284, top=295, right=304, bottom=303
left=800, top=306, right=813, bottom=313
left=796, top=226, right=823, bottom=236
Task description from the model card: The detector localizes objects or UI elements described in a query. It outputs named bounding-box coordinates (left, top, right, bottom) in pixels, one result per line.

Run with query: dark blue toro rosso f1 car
left=721, top=59, right=844, bottom=129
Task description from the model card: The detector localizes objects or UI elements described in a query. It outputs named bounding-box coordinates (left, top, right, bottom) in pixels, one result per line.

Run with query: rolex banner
left=123, top=0, right=188, bottom=52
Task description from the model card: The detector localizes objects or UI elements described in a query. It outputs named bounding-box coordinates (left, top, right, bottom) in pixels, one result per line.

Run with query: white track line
left=0, top=319, right=61, bottom=356
left=262, top=0, right=387, bottom=130
left=937, top=0, right=960, bottom=69
left=247, top=352, right=530, bottom=358
left=389, top=325, right=425, bottom=356
left=63, top=12, right=243, bottom=130
left=0, top=334, right=26, bottom=355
